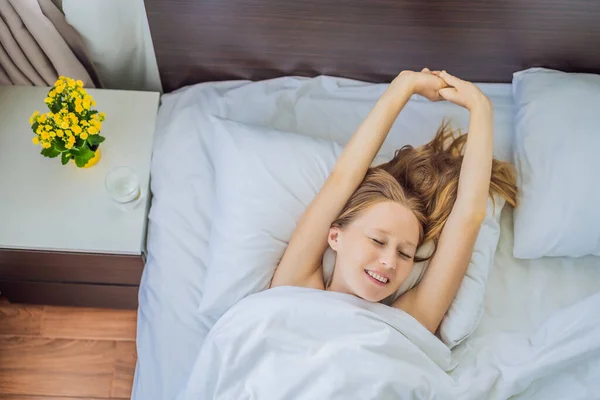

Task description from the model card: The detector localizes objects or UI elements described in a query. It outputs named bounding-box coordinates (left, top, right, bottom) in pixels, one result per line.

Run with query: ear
left=328, top=226, right=341, bottom=251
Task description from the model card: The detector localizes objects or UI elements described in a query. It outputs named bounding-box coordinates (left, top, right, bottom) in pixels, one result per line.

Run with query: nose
left=378, top=248, right=397, bottom=270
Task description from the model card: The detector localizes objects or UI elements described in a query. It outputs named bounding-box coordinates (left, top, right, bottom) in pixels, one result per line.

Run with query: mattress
left=132, top=76, right=600, bottom=400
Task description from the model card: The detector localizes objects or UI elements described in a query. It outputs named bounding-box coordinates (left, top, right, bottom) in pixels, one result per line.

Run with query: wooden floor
left=0, top=301, right=137, bottom=399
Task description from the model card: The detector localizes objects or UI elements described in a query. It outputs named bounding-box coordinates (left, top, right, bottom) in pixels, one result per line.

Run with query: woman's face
left=328, top=201, right=421, bottom=302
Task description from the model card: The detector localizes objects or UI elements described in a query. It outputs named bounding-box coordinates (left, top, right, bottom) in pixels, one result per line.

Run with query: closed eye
left=370, top=237, right=413, bottom=259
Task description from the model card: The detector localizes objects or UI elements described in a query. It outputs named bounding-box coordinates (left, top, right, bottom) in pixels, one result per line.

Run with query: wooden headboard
left=145, top=0, right=600, bottom=93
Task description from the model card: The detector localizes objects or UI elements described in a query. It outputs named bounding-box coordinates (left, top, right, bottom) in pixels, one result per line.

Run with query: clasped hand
left=395, top=68, right=491, bottom=112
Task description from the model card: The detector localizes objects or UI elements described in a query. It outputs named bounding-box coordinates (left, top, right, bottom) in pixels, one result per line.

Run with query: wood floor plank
left=0, top=305, right=43, bottom=336
left=0, top=394, right=128, bottom=399
left=0, top=396, right=108, bottom=399
left=41, top=306, right=137, bottom=341
left=0, top=337, right=115, bottom=398
left=111, top=341, right=137, bottom=398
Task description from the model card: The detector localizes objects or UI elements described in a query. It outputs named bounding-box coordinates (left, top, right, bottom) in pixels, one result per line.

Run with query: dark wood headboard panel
left=145, top=0, right=600, bottom=93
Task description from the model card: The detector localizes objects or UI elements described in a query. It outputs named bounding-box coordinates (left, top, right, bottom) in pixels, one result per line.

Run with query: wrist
left=469, top=96, right=493, bottom=114
left=391, top=71, right=417, bottom=94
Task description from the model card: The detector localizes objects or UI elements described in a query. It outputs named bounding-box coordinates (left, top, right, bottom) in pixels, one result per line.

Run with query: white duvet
left=177, top=287, right=600, bottom=400
left=178, top=286, right=456, bottom=400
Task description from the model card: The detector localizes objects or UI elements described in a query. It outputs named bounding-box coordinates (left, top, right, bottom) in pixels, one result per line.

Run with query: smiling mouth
left=364, top=269, right=389, bottom=286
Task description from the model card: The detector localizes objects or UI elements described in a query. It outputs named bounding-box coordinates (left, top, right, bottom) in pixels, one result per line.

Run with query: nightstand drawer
left=0, top=280, right=139, bottom=309
left=0, top=248, right=144, bottom=285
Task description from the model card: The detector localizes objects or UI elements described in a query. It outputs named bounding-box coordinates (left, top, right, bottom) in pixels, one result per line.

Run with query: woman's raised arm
left=394, top=71, right=494, bottom=333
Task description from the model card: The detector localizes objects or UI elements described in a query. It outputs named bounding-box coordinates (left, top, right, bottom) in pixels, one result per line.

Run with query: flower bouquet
left=29, top=76, right=106, bottom=168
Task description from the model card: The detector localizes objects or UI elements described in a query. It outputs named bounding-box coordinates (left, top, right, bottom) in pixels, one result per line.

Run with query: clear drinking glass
left=105, top=166, right=143, bottom=211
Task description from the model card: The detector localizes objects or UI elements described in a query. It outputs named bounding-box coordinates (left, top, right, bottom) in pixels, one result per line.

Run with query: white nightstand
left=0, top=85, right=160, bottom=309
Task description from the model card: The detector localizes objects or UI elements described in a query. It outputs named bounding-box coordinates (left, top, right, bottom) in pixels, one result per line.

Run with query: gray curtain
left=0, top=0, right=101, bottom=87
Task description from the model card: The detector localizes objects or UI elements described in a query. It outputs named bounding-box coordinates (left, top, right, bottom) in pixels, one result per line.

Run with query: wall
left=61, top=0, right=162, bottom=92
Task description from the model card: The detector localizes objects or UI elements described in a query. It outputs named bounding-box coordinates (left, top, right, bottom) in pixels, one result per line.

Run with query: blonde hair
left=331, top=168, right=427, bottom=245
left=332, top=121, right=518, bottom=261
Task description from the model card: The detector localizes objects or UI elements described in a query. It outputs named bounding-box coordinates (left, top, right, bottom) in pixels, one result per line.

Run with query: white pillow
left=512, top=68, right=600, bottom=258
left=199, top=115, right=505, bottom=348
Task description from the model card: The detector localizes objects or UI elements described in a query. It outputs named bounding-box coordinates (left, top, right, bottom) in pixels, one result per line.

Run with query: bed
left=133, top=1, right=600, bottom=399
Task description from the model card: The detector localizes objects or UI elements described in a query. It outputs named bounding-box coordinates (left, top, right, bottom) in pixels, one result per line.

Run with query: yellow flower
left=56, top=129, right=64, bottom=137
left=61, top=121, right=69, bottom=129
left=72, top=125, right=82, bottom=135
left=48, top=90, right=56, bottom=98
left=80, top=120, right=88, bottom=127
left=55, top=84, right=64, bottom=94
left=42, top=141, right=51, bottom=149
left=98, top=112, right=106, bottom=121
left=91, top=100, right=97, bottom=106
left=82, top=99, right=91, bottom=109
left=44, top=124, right=52, bottom=131
left=65, top=142, right=73, bottom=149
left=38, top=114, right=47, bottom=123
left=32, top=137, right=39, bottom=145
left=80, top=132, right=89, bottom=140
left=65, top=130, right=72, bottom=137
left=36, top=126, right=43, bottom=135
left=76, top=80, right=83, bottom=87
left=75, top=104, right=84, bottom=113
left=88, top=126, right=98, bottom=135
left=44, top=97, right=53, bottom=104
left=29, top=110, right=40, bottom=125
left=41, top=132, right=49, bottom=140
left=67, top=78, right=76, bottom=87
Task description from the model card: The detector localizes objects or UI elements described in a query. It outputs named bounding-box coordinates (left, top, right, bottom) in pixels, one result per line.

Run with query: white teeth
left=366, top=270, right=388, bottom=284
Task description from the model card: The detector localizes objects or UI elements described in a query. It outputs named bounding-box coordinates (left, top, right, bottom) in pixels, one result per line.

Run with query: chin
left=356, top=289, right=389, bottom=303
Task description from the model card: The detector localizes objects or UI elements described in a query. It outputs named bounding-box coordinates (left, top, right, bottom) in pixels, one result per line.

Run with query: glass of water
left=105, top=166, right=143, bottom=211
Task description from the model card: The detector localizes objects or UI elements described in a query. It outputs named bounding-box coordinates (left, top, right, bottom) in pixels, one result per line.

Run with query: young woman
left=270, top=69, right=517, bottom=334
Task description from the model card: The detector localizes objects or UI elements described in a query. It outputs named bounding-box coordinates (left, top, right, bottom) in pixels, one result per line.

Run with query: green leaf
left=49, top=103, right=61, bottom=114
left=72, top=144, right=94, bottom=167
left=70, top=146, right=87, bottom=157
left=89, top=110, right=98, bottom=115
left=41, top=146, right=61, bottom=158
left=79, top=146, right=95, bottom=160
left=31, top=122, right=39, bottom=133
left=87, top=135, right=105, bottom=146
left=61, top=151, right=71, bottom=165
left=74, top=156, right=87, bottom=167
left=55, top=140, right=66, bottom=151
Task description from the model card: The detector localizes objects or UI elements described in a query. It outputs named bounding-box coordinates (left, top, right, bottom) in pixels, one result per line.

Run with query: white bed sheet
left=132, top=76, right=600, bottom=400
